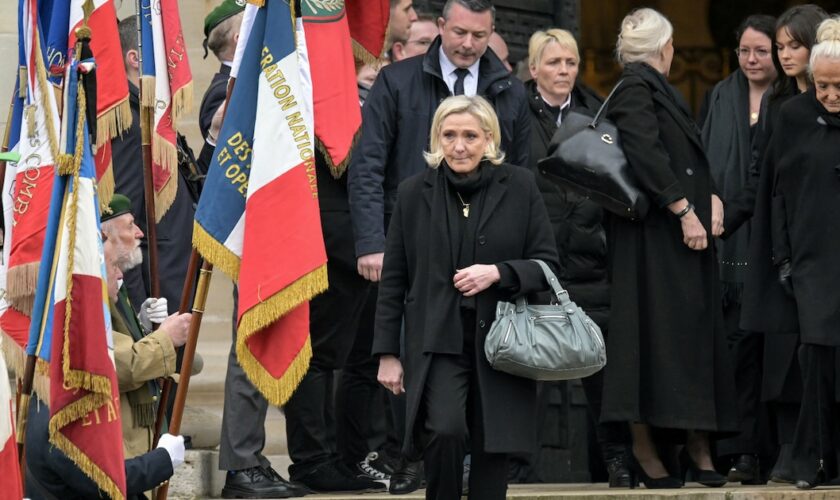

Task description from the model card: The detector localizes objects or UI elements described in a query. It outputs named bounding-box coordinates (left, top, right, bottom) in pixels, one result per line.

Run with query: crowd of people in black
left=19, top=0, right=840, bottom=499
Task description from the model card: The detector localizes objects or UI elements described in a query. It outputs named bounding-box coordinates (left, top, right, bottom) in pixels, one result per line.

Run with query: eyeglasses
left=735, top=48, right=771, bottom=59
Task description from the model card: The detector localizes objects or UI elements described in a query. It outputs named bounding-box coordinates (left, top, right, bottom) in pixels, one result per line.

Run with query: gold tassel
left=237, top=332, right=312, bottom=406
left=18, top=67, right=27, bottom=99
left=352, top=41, right=379, bottom=67
left=152, top=131, right=179, bottom=171
left=192, top=221, right=241, bottom=281
left=246, top=0, right=265, bottom=6
left=56, top=153, right=77, bottom=175
left=95, top=98, right=133, bottom=147
left=33, top=359, right=51, bottom=404
left=238, top=265, right=328, bottom=336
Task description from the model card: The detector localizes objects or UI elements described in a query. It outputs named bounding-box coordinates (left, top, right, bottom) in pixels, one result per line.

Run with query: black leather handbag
left=538, top=80, right=650, bottom=220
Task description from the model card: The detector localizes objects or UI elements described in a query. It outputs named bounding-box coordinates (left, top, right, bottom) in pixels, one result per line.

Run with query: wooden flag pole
left=155, top=259, right=213, bottom=500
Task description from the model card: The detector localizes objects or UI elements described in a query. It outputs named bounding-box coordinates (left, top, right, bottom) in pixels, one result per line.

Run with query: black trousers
left=335, top=285, right=398, bottom=465
left=285, top=211, right=372, bottom=478
left=790, top=344, right=840, bottom=483
left=718, top=302, right=764, bottom=456
left=419, top=313, right=507, bottom=500
left=581, top=363, right=630, bottom=462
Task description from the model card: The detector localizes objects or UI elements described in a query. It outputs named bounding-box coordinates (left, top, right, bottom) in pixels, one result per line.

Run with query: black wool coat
left=526, top=80, right=610, bottom=328
left=347, top=36, right=531, bottom=258
left=372, top=164, right=559, bottom=455
left=770, top=91, right=840, bottom=346
left=600, top=63, right=737, bottom=432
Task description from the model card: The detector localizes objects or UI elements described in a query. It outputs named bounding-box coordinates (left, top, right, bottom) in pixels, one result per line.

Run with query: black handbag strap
left=590, top=79, right=624, bottom=128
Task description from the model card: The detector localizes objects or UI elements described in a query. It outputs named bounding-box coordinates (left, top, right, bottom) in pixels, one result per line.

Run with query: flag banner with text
left=194, top=0, right=327, bottom=406
left=7, top=0, right=62, bottom=318
left=26, top=52, right=126, bottom=500
left=141, top=0, right=193, bottom=221
left=301, top=0, right=361, bottom=178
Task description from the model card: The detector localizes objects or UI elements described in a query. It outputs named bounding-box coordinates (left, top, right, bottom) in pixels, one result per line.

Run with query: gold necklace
left=456, top=192, right=470, bottom=218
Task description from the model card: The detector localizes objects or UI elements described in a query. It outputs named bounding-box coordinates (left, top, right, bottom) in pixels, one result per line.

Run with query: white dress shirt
left=439, top=47, right=480, bottom=97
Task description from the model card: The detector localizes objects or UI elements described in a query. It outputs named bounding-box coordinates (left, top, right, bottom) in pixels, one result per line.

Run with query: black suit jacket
left=199, top=64, right=230, bottom=141
left=347, top=36, right=531, bottom=258
left=25, top=397, right=173, bottom=500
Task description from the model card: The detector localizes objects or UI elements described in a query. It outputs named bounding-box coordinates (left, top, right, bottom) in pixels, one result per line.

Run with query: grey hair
left=616, top=8, right=673, bottom=65
left=809, top=17, right=840, bottom=76
left=442, top=0, right=495, bottom=25
left=208, top=12, right=243, bottom=59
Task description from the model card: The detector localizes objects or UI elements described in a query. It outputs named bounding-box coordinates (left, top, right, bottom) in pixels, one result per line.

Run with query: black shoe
left=606, top=454, right=632, bottom=488
left=679, top=449, right=727, bottom=488
left=389, top=460, right=425, bottom=495
left=222, top=466, right=307, bottom=498
left=768, top=444, right=795, bottom=484
left=628, top=452, right=683, bottom=489
left=728, top=454, right=760, bottom=484
left=296, top=462, right=385, bottom=494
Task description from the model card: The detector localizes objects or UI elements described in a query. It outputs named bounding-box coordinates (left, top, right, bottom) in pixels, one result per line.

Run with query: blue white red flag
left=25, top=51, right=127, bottom=500
left=194, top=0, right=327, bottom=405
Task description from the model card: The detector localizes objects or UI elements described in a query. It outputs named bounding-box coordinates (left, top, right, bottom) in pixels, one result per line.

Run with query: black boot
left=605, top=453, right=632, bottom=488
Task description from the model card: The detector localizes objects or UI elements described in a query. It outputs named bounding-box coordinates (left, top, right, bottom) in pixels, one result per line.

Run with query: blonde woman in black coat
left=373, top=95, right=559, bottom=500
left=600, top=8, right=737, bottom=489
left=769, top=18, right=840, bottom=489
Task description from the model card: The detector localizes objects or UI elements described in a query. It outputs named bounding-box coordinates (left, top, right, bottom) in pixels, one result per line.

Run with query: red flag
left=346, top=0, right=391, bottom=64
left=302, top=0, right=361, bottom=177
left=144, top=0, right=193, bottom=221
left=69, top=0, right=132, bottom=206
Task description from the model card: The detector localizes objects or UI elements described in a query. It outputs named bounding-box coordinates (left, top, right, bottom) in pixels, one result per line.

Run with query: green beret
left=101, top=193, right=132, bottom=223
left=204, top=0, right=246, bottom=38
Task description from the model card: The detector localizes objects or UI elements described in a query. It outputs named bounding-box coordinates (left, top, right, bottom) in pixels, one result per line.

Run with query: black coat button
left=685, top=168, right=694, bottom=176
left=479, top=320, right=486, bottom=328
left=478, top=235, right=487, bottom=245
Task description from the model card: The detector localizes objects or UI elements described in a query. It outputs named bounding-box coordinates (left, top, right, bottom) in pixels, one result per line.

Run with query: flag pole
left=151, top=249, right=200, bottom=444
left=134, top=0, right=161, bottom=300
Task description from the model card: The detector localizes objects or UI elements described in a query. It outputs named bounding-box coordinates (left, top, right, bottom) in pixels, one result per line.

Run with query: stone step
left=166, top=452, right=840, bottom=500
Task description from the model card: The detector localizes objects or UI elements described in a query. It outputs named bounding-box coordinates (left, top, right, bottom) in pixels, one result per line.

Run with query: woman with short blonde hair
left=424, top=95, right=504, bottom=168
left=528, top=29, right=580, bottom=68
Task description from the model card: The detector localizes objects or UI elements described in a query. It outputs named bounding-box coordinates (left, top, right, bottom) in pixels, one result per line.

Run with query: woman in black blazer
left=600, top=8, right=737, bottom=489
left=373, top=95, right=559, bottom=500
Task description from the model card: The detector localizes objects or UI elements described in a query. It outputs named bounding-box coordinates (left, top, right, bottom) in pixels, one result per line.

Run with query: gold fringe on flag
left=140, top=76, right=156, bottom=108
left=6, top=262, right=40, bottom=315
left=170, top=82, right=193, bottom=124
left=94, top=97, right=132, bottom=148
left=317, top=127, right=360, bottom=179
left=48, top=81, right=125, bottom=500
left=152, top=161, right=177, bottom=223
left=0, top=332, right=25, bottom=378
left=246, top=0, right=265, bottom=6
left=192, top=221, right=241, bottom=281
left=97, top=158, right=114, bottom=208
left=236, top=264, right=328, bottom=405
left=32, top=358, right=51, bottom=404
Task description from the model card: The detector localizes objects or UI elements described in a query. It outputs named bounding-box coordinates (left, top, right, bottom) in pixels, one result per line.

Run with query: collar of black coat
left=421, top=35, right=512, bottom=96
left=806, top=86, right=840, bottom=128
left=422, top=161, right=509, bottom=231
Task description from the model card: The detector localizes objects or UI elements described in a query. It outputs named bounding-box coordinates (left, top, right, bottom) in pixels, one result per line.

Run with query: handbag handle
left=590, top=79, right=624, bottom=128
left=530, top=259, right=571, bottom=306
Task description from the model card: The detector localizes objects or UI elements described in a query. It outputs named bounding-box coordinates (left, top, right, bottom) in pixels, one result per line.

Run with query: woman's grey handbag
left=484, top=260, right=606, bottom=381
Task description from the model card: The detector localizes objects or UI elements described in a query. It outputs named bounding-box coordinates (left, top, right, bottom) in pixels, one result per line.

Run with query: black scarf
left=701, top=70, right=753, bottom=302
left=427, top=161, right=493, bottom=348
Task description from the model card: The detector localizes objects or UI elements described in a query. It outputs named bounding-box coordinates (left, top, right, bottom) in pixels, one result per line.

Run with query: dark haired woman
left=700, top=14, right=777, bottom=484
left=721, top=4, right=828, bottom=484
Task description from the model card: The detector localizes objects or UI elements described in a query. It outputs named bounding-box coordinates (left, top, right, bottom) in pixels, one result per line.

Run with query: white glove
left=156, top=433, right=185, bottom=469
left=139, top=297, right=169, bottom=331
